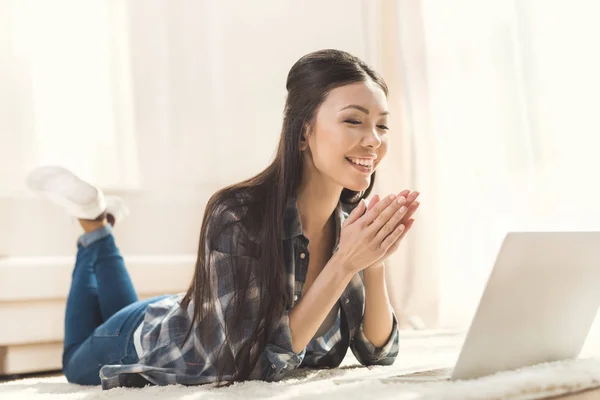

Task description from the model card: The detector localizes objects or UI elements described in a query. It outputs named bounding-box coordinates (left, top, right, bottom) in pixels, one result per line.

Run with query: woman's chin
left=343, top=178, right=371, bottom=193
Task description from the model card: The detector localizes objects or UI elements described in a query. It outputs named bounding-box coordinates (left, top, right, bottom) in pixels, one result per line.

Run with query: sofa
left=0, top=255, right=193, bottom=375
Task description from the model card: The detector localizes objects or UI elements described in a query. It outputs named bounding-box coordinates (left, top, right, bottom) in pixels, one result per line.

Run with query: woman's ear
left=299, top=124, right=310, bottom=151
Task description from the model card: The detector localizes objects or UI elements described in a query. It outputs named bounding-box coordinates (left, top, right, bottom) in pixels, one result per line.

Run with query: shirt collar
left=282, top=196, right=347, bottom=241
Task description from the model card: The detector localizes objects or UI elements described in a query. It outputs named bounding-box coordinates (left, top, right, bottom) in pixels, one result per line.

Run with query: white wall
left=0, top=0, right=376, bottom=259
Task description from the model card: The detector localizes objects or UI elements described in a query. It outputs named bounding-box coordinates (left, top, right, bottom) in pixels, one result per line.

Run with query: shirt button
left=271, top=364, right=276, bottom=369
left=299, top=253, right=306, bottom=259
left=345, top=298, right=350, bottom=304
left=294, top=294, right=299, bottom=301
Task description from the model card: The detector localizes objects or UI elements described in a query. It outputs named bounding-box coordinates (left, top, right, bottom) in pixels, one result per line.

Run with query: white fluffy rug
left=3, top=331, right=600, bottom=400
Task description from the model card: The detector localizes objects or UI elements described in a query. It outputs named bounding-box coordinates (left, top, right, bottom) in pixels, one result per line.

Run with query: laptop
left=385, top=231, right=600, bottom=382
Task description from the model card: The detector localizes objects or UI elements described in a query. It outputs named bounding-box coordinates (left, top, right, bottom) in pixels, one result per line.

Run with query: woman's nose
left=363, top=128, right=382, bottom=148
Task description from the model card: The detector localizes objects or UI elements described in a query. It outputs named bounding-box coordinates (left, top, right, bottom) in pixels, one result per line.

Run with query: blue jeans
left=62, top=225, right=167, bottom=385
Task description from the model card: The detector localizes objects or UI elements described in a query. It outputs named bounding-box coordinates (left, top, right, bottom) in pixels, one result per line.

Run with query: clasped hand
left=335, top=190, right=420, bottom=274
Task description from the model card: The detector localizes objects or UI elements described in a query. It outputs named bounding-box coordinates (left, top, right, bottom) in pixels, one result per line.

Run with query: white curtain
left=382, top=0, right=600, bottom=328
left=0, top=0, right=379, bottom=197
left=7, top=0, right=600, bottom=331
left=0, top=0, right=380, bottom=257
left=0, top=0, right=139, bottom=193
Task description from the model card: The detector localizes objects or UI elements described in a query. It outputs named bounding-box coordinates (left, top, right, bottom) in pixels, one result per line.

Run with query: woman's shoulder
left=205, top=187, right=261, bottom=246
left=208, top=187, right=256, bottom=224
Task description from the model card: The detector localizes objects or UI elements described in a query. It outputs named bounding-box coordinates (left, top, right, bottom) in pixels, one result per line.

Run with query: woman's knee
left=62, top=345, right=102, bottom=385
left=63, top=363, right=101, bottom=385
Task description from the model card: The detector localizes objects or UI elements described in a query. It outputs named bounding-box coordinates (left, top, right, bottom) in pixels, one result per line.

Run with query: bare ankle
left=106, top=213, right=116, bottom=227
left=79, top=218, right=107, bottom=233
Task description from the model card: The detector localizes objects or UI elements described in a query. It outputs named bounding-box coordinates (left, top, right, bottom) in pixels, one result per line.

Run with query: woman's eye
left=344, top=119, right=388, bottom=131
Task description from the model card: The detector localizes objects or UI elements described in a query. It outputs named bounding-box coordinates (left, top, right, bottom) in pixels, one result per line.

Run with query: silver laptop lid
left=452, top=231, right=600, bottom=380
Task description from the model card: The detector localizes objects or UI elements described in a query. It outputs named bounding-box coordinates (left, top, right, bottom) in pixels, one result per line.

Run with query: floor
left=2, top=370, right=600, bottom=400
left=0, top=370, right=62, bottom=383
left=554, top=388, right=600, bottom=399
left=2, top=331, right=600, bottom=400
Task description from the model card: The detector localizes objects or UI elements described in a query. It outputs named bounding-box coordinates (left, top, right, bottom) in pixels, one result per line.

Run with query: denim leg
left=62, top=239, right=104, bottom=359
left=63, top=296, right=168, bottom=385
left=63, top=225, right=138, bottom=368
left=88, top=228, right=139, bottom=320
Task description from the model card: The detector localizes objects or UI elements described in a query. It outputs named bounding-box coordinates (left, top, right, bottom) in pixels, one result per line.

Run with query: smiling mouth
left=345, top=157, right=374, bottom=173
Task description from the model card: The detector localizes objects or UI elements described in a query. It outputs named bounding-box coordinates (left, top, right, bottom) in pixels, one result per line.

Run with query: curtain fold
left=361, top=0, right=439, bottom=329
left=375, top=0, right=600, bottom=328
left=1, top=0, right=376, bottom=196
left=0, top=0, right=139, bottom=194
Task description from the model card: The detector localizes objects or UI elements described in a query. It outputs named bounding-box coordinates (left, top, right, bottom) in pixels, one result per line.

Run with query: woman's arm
left=361, top=265, right=394, bottom=346
left=348, top=265, right=399, bottom=366
left=345, top=190, right=419, bottom=364
left=290, top=194, right=406, bottom=353
left=288, top=253, right=354, bottom=353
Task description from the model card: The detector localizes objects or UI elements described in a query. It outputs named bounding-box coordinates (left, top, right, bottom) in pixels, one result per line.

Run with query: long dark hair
left=181, top=49, right=388, bottom=384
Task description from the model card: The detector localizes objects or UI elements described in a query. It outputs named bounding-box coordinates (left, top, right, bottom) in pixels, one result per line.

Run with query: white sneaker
left=25, top=166, right=107, bottom=220
left=105, top=195, right=129, bottom=225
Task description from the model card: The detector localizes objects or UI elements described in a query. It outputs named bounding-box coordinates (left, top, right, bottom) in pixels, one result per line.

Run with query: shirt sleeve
left=208, top=207, right=305, bottom=382
left=250, top=312, right=306, bottom=381
left=350, top=311, right=400, bottom=366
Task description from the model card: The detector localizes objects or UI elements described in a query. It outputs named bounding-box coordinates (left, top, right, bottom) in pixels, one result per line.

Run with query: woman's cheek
left=378, top=137, right=389, bottom=159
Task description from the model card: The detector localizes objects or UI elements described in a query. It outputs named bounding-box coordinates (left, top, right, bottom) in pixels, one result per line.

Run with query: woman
left=26, top=49, right=420, bottom=389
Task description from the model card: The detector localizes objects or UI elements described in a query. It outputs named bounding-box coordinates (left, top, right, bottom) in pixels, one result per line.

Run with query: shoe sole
left=26, top=166, right=106, bottom=220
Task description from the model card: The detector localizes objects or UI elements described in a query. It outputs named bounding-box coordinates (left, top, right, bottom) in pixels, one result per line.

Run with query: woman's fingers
left=382, top=217, right=415, bottom=257
left=381, top=222, right=406, bottom=250
left=367, top=193, right=381, bottom=211
left=368, top=190, right=415, bottom=213
left=385, top=217, right=415, bottom=256
left=374, top=201, right=408, bottom=244
left=387, top=233, right=403, bottom=253
left=399, top=218, right=415, bottom=240
left=402, top=201, right=420, bottom=222
left=367, top=190, right=408, bottom=212
left=362, top=194, right=400, bottom=226
left=369, top=196, right=407, bottom=235
left=360, top=190, right=418, bottom=234
left=398, top=189, right=411, bottom=199
left=406, top=191, right=420, bottom=204
left=343, top=198, right=366, bottom=227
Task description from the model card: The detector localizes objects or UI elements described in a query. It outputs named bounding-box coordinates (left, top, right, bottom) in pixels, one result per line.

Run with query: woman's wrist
left=329, top=252, right=362, bottom=279
left=363, top=262, right=386, bottom=284
left=366, top=261, right=385, bottom=270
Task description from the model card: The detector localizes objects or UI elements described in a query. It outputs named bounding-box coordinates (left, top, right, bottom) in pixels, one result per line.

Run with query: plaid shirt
left=100, top=196, right=399, bottom=389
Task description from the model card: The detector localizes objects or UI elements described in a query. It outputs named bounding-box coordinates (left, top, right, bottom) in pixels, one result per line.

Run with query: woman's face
left=302, top=80, right=390, bottom=192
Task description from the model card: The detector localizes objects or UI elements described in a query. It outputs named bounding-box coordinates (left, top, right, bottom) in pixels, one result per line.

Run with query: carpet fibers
left=2, top=331, right=600, bottom=400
